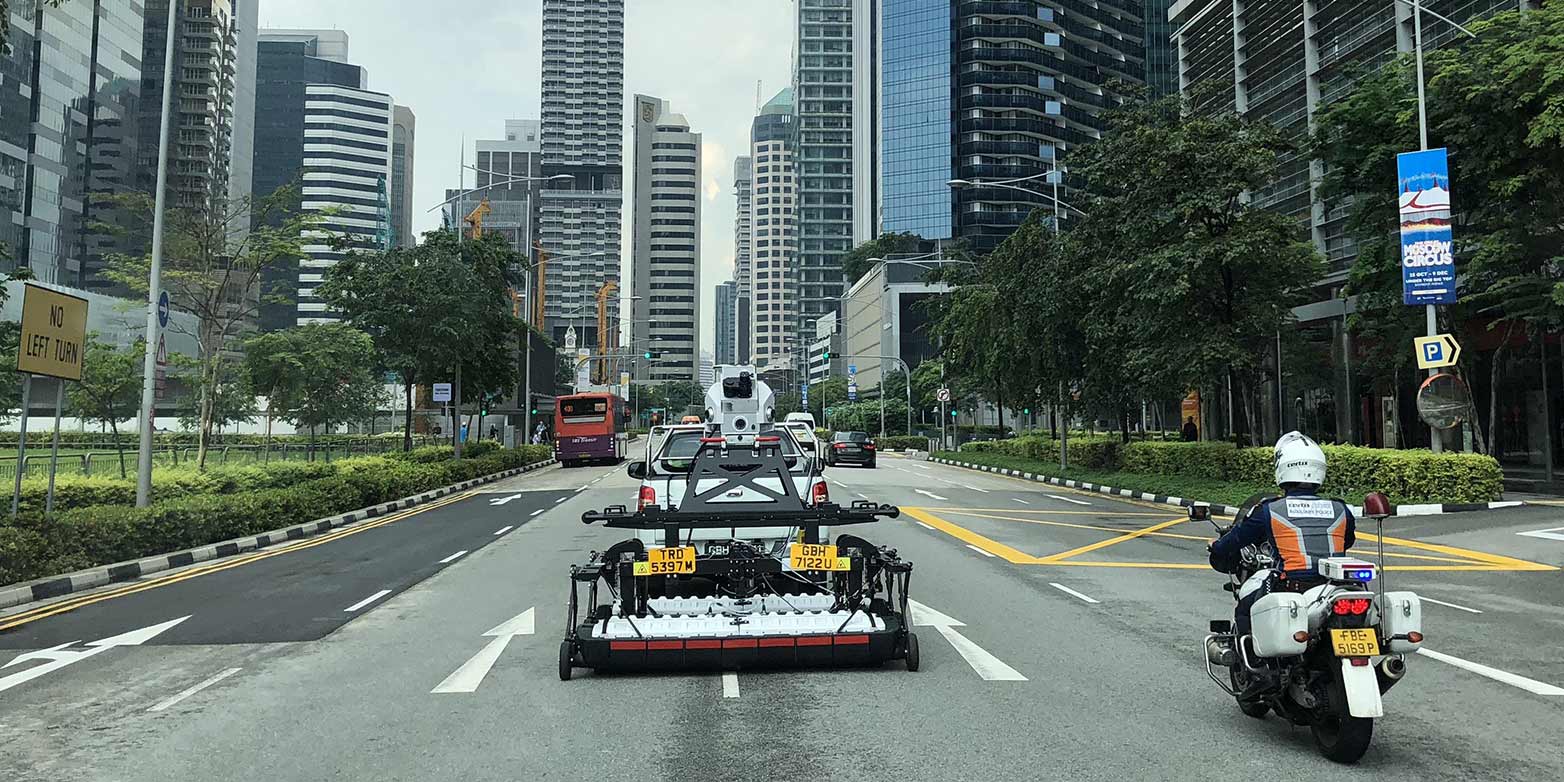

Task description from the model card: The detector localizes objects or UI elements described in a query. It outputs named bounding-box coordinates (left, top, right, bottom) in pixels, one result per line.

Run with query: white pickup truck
left=626, top=425, right=829, bottom=553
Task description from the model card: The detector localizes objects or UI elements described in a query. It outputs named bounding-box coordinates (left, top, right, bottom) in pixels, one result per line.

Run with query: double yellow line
left=0, top=491, right=473, bottom=632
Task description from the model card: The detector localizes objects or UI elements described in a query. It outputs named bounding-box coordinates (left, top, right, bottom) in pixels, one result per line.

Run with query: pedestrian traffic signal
left=950, top=410, right=958, bottom=418
left=1023, top=407, right=1030, bottom=415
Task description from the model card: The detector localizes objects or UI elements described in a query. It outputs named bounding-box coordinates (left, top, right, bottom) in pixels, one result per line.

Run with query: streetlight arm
left=957, top=180, right=1087, bottom=216
left=1392, top=0, right=1479, bottom=38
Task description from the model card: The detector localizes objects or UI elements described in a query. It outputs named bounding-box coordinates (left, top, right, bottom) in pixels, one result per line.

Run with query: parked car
left=824, top=430, right=877, bottom=468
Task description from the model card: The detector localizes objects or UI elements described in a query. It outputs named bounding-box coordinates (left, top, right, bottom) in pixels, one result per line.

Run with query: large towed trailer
left=559, top=368, right=916, bottom=678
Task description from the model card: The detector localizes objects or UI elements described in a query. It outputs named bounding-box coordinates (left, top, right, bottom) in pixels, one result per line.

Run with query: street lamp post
left=948, top=170, right=1077, bottom=236
left=1396, top=0, right=1477, bottom=453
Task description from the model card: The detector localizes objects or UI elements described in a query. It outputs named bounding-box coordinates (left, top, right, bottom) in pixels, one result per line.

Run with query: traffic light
left=823, top=351, right=831, bottom=360
left=1023, top=407, right=1031, bottom=415
left=643, top=350, right=660, bottom=360
left=950, top=410, right=958, bottom=418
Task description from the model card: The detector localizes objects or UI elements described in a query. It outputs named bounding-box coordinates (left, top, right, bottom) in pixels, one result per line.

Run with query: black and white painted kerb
left=929, top=457, right=1526, bottom=519
left=0, top=458, right=558, bottom=611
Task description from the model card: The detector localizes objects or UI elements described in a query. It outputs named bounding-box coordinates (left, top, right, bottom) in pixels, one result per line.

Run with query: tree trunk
left=1392, top=368, right=1403, bottom=449
left=1119, top=409, right=1130, bottom=444
left=995, top=385, right=1005, bottom=436
left=402, top=373, right=415, bottom=452
left=1485, top=343, right=1506, bottom=458
left=196, top=355, right=216, bottom=471
left=111, top=418, right=126, bottom=479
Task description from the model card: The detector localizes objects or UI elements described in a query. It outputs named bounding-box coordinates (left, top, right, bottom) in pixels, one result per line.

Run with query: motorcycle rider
left=1207, top=432, right=1356, bottom=675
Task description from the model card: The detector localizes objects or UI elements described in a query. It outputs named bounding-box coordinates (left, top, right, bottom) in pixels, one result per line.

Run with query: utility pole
left=134, top=0, right=180, bottom=508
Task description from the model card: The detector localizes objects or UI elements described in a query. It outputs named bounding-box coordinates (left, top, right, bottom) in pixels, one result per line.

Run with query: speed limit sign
left=936, top=387, right=951, bottom=403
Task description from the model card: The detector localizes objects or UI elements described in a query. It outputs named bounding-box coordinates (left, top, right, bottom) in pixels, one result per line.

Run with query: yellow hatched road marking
left=1034, top=517, right=1190, bottom=563
left=899, top=507, right=1039, bottom=564
left=0, top=492, right=474, bottom=631
left=921, top=507, right=1170, bottom=517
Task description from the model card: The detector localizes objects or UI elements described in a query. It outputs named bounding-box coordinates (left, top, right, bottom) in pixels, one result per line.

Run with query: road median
left=0, top=444, right=556, bottom=606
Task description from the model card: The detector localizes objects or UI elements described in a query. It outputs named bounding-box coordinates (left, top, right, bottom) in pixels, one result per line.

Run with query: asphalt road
left=1, top=454, right=1561, bottom=781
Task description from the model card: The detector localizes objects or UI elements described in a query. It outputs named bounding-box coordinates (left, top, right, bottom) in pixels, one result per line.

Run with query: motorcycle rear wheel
left=1311, top=678, right=1374, bottom=763
left=1229, top=668, right=1270, bottom=719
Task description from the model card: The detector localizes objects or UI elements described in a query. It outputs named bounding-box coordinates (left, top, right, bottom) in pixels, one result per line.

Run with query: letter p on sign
left=1414, top=334, right=1461, bottom=370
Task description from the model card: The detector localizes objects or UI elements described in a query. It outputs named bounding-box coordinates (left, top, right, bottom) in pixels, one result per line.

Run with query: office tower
left=1143, top=0, right=1177, bottom=97
left=793, top=0, right=875, bottom=345
left=445, top=120, right=543, bottom=253
left=139, top=1, right=240, bottom=214
left=0, top=2, right=144, bottom=286
left=254, top=30, right=392, bottom=330
left=537, top=0, right=624, bottom=349
left=749, top=88, right=797, bottom=374
left=877, top=1, right=1144, bottom=250
left=629, top=95, right=701, bottom=384
left=733, top=155, right=754, bottom=363
left=714, top=280, right=738, bottom=366
left=391, top=106, right=417, bottom=247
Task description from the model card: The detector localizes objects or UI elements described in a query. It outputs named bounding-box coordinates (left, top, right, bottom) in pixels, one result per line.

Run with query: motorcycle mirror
left=1187, top=504, right=1211, bottom=522
left=1364, top=492, right=1392, bottom=520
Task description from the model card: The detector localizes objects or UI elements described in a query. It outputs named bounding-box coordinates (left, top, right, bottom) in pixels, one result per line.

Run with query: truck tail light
left=811, top=481, right=828, bottom=506
left=638, top=485, right=656, bottom=510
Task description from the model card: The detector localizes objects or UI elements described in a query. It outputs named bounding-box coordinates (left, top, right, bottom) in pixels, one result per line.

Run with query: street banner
left=1396, top=148, right=1457, bottom=305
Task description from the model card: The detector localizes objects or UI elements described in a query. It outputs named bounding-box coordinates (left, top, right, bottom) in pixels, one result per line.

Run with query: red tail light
left=863, top=443, right=875, bottom=450
left=833, top=443, right=849, bottom=450
left=638, top=485, right=656, bottom=510
left=1331, top=598, right=1371, bottom=616
left=811, top=481, right=828, bottom=505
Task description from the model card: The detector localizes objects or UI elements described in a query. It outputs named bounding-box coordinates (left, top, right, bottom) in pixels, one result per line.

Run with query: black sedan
left=825, top=431, right=877, bottom=467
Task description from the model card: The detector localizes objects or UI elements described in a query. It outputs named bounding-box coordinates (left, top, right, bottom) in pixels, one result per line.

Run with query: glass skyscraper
left=879, top=0, right=953, bottom=241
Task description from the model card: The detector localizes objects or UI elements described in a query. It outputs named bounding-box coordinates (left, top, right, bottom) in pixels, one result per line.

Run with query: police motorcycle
left=1197, top=492, right=1424, bottom=764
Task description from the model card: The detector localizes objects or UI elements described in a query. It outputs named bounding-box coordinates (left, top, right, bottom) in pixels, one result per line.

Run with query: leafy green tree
left=68, top=336, right=142, bottom=477
left=172, top=354, right=256, bottom=437
left=97, top=186, right=319, bottom=469
left=0, top=321, right=21, bottom=419
left=244, top=324, right=383, bottom=448
left=319, top=231, right=521, bottom=453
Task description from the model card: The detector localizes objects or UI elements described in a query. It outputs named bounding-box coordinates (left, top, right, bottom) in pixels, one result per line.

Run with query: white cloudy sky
left=258, top=0, right=793, bottom=353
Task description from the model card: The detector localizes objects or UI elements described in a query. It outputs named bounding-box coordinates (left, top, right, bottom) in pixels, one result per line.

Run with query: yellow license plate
left=1329, top=628, right=1381, bottom=657
left=633, top=546, right=696, bottom=576
left=789, top=543, right=850, bottom=571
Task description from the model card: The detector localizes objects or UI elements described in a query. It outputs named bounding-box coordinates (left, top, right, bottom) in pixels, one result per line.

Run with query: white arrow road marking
left=488, top=493, right=525, bottom=506
left=438, top=550, right=469, bottom=564
left=722, top=673, right=739, bottom=699
left=965, top=544, right=997, bottom=558
left=915, top=489, right=948, bottom=501
left=0, top=616, right=190, bottom=694
left=494, top=525, right=514, bottom=536
left=1420, top=596, right=1482, bottom=614
left=1417, top=648, right=1564, bottom=696
left=432, top=608, right=535, bottom=694
left=344, top=589, right=391, bottom=612
left=1517, top=526, right=1564, bottom=542
left=148, top=667, right=242, bottom=712
left=1047, top=494, right=1092, bottom=506
left=908, top=599, right=1026, bottom=681
left=1049, top=583, right=1100, bottom=604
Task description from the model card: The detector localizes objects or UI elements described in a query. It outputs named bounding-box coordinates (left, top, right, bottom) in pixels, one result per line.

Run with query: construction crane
left=463, top=198, right=492, bottom=240
left=593, top=281, right=618, bottom=384
left=532, top=242, right=548, bottom=327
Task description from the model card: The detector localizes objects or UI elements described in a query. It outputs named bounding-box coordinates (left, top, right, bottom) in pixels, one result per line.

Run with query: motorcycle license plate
left=789, top=543, right=850, bottom=571
left=1329, top=628, right=1381, bottom=657
left=633, top=546, right=696, bottom=576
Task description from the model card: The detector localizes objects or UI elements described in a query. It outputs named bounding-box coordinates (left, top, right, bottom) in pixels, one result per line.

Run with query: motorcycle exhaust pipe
left=1376, top=655, right=1407, bottom=694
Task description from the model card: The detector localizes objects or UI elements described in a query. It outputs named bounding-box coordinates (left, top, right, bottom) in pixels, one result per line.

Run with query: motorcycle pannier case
left=1251, top=592, right=1309, bottom=657
left=1379, top=591, right=1423, bottom=653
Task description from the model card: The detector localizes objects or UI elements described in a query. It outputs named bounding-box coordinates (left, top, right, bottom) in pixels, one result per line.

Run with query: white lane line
left=855, top=493, right=868, bottom=499
left=147, top=667, right=242, bottom=713
left=832, top=480, right=849, bottom=488
left=493, top=525, right=514, bottom=536
left=1011, top=498, right=1030, bottom=505
left=915, top=522, right=934, bottom=530
left=928, top=625, right=1028, bottom=682
left=438, top=550, right=469, bottom=564
left=1421, top=596, right=1483, bottom=614
left=531, top=509, right=545, bottom=516
left=1049, top=583, right=1100, bottom=604
left=965, top=544, right=997, bottom=558
left=344, top=589, right=392, bottom=613
left=1047, top=494, right=1092, bottom=506
left=555, top=497, right=567, bottom=503
left=1417, top=648, right=1564, bottom=696
left=915, top=489, right=948, bottom=501
left=968, top=487, right=990, bottom=493
left=722, top=672, right=740, bottom=699
left=911, top=463, right=932, bottom=470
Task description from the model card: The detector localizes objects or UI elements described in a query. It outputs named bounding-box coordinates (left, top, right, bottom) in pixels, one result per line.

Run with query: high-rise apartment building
left=630, top=95, right=701, bottom=384
left=537, top=0, right=624, bottom=349
left=391, top=106, right=417, bottom=247
left=732, top=155, right=753, bottom=363
left=749, top=88, right=798, bottom=373
left=714, top=280, right=738, bottom=366
left=254, top=31, right=393, bottom=330
left=877, top=1, right=1144, bottom=250
left=794, top=0, right=876, bottom=346
left=0, top=3, right=143, bottom=287
left=1143, top=0, right=1178, bottom=97
left=140, top=0, right=240, bottom=215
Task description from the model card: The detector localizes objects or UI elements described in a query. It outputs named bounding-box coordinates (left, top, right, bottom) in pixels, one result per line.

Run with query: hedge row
left=876, top=435, right=933, bottom=452
left=0, top=431, right=436, bottom=447
left=0, top=444, right=553, bottom=586
left=961, top=436, right=1503, bottom=504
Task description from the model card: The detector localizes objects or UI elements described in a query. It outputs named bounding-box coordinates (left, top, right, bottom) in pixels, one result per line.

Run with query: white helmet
left=1273, top=431, right=1326, bottom=488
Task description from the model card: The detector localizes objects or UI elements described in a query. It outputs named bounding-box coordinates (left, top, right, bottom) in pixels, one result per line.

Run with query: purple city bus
left=554, top=392, right=625, bottom=467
